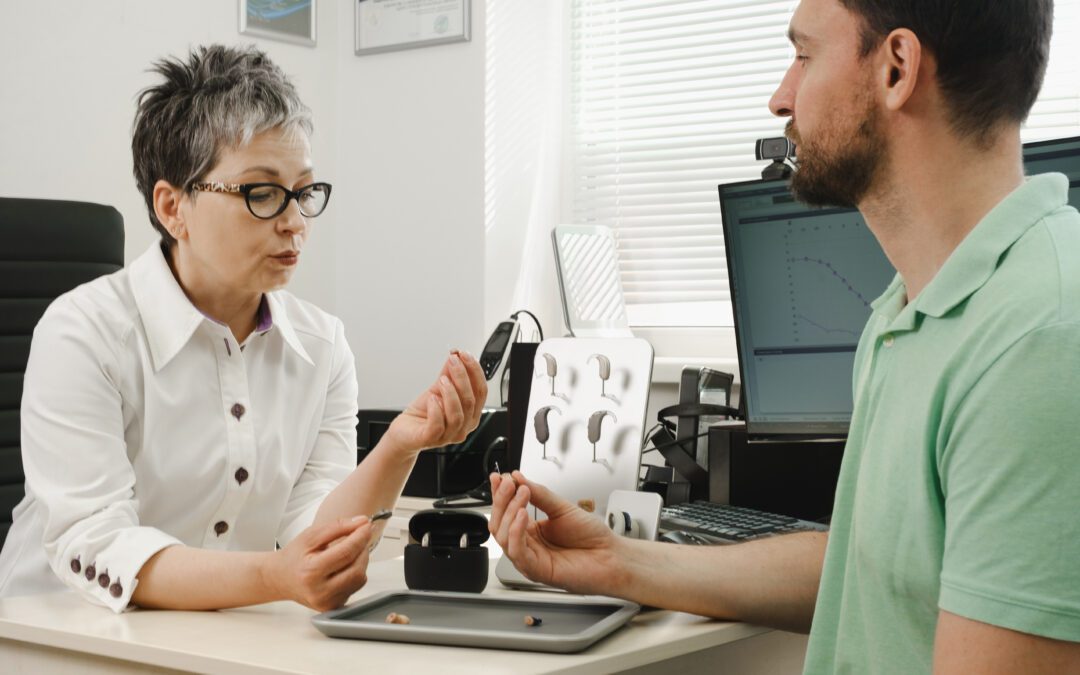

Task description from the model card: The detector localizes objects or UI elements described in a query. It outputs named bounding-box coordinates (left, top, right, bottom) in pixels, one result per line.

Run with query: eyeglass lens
left=247, top=184, right=329, bottom=219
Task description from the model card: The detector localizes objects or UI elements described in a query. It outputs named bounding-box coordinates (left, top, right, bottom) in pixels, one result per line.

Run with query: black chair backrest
left=0, top=198, right=124, bottom=550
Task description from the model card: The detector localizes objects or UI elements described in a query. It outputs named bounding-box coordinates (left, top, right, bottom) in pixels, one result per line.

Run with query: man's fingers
left=496, top=484, right=532, bottom=547
left=489, top=471, right=518, bottom=545
left=512, top=471, right=573, bottom=518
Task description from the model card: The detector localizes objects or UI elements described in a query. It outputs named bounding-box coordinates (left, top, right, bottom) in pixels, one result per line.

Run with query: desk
left=0, top=556, right=808, bottom=674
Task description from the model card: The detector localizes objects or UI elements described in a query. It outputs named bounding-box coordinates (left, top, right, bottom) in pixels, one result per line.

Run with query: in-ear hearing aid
left=540, top=353, right=558, bottom=395
left=587, top=410, right=617, bottom=464
left=607, top=511, right=641, bottom=538
left=534, top=406, right=562, bottom=461
left=587, top=353, right=611, bottom=397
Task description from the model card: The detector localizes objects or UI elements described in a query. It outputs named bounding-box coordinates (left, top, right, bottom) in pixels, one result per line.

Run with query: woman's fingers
left=307, top=516, right=368, bottom=551
left=438, top=375, right=466, bottom=438
left=456, top=350, right=488, bottom=421
left=446, top=353, right=476, bottom=425
left=316, top=521, right=372, bottom=574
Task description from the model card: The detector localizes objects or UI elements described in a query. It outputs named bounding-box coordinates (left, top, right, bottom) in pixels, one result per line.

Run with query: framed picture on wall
left=240, top=0, right=317, bottom=47
left=355, top=0, right=471, bottom=56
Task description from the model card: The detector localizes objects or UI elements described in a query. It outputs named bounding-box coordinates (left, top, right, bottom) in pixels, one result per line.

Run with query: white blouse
left=0, top=244, right=358, bottom=612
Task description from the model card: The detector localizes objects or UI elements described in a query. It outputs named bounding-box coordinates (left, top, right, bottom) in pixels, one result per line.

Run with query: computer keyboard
left=660, top=501, right=827, bottom=544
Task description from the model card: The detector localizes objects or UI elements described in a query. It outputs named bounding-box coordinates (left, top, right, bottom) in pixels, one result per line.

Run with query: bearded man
left=488, top=1, right=1080, bottom=673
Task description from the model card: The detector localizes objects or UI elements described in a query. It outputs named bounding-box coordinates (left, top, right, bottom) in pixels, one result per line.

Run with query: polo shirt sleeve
left=938, top=322, right=1080, bottom=642
left=20, top=298, right=182, bottom=613
left=276, top=319, right=358, bottom=545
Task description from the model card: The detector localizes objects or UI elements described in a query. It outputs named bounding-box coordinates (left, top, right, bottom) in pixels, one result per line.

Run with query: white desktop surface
left=0, top=556, right=807, bottom=674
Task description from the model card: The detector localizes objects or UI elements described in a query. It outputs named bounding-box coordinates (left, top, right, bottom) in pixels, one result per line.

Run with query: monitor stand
left=707, top=423, right=846, bottom=523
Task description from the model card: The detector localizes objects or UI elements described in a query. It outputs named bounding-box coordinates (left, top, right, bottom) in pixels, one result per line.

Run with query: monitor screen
left=719, top=135, right=1080, bottom=437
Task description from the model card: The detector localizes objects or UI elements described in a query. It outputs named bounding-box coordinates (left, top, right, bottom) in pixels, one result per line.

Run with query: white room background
left=0, top=0, right=486, bottom=409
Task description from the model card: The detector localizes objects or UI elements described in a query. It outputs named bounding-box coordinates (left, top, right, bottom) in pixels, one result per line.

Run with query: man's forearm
left=609, top=531, right=828, bottom=633
left=133, top=546, right=278, bottom=610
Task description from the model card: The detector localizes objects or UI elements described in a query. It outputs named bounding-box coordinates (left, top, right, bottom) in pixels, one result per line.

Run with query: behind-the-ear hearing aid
left=539, top=353, right=558, bottom=395
left=534, top=405, right=562, bottom=461
left=587, top=410, right=617, bottom=463
left=587, top=353, right=611, bottom=397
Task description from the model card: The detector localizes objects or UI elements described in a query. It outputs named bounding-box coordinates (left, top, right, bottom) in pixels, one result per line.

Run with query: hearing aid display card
left=520, top=337, right=654, bottom=519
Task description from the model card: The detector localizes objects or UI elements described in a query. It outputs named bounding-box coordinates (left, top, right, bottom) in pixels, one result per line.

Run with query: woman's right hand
left=263, top=516, right=374, bottom=612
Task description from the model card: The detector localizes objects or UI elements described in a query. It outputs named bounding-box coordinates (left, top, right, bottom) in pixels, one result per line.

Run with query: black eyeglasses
left=191, top=181, right=332, bottom=220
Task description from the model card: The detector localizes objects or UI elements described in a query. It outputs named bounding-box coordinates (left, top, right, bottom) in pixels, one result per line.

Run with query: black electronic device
left=357, top=409, right=508, bottom=498
left=719, top=134, right=1080, bottom=439
left=479, top=318, right=520, bottom=407
left=755, top=136, right=797, bottom=180
left=404, top=509, right=490, bottom=593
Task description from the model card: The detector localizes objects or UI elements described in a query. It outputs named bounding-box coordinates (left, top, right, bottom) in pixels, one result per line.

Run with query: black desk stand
left=707, top=424, right=846, bottom=523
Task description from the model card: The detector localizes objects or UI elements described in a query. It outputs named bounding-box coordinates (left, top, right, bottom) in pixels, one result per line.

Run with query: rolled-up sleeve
left=276, top=319, right=358, bottom=545
left=21, top=299, right=181, bottom=613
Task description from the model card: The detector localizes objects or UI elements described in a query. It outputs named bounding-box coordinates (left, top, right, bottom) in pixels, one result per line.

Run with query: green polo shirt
left=803, top=173, right=1080, bottom=674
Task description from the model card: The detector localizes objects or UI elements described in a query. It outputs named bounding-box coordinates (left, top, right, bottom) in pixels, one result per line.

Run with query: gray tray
left=311, top=590, right=640, bottom=653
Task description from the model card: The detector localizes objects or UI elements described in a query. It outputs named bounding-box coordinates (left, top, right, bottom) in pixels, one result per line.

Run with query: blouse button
left=85, top=564, right=96, bottom=581
left=231, top=403, right=246, bottom=421
left=98, top=571, right=110, bottom=588
left=214, top=521, right=229, bottom=536
left=109, top=581, right=123, bottom=598
left=235, top=467, right=249, bottom=485
left=70, top=556, right=81, bottom=574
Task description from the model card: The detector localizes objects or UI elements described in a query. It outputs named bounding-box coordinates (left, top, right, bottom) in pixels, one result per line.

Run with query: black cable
left=511, top=309, right=544, bottom=342
left=641, top=429, right=711, bottom=456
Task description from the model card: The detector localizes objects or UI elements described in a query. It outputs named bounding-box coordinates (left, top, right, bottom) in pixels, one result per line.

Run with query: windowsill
left=653, top=356, right=740, bottom=384
left=632, top=326, right=741, bottom=384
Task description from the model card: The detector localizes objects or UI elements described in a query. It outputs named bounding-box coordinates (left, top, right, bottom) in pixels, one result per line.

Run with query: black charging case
left=404, top=509, right=490, bottom=593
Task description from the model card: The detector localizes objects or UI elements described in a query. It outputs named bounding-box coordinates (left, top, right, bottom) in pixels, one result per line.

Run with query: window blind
left=569, top=0, right=1080, bottom=328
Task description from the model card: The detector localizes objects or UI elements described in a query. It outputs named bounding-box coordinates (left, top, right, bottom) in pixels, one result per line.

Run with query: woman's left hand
left=384, top=350, right=488, bottom=454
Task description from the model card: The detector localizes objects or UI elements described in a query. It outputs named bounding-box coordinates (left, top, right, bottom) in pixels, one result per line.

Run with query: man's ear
left=879, top=28, right=922, bottom=112
left=152, top=180, right=188, bottom=241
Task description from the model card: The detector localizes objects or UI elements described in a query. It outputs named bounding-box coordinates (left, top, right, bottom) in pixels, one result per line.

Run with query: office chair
left=0, top=198, right=124, bottom=550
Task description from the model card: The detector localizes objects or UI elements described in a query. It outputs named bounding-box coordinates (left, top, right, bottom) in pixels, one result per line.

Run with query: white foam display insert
left=519, top=337, right=654, bottom=519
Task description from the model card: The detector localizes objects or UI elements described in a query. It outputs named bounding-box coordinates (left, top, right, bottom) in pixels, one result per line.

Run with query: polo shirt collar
left=912, top=173, right=1069, bottom=319
left=130, top=244, right=314, bottom=371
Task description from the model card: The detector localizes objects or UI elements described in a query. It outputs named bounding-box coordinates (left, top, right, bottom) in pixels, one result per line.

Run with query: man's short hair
left=840, top=0, right=1053, bottom=144
left=131, top=44, right=313, bottom=244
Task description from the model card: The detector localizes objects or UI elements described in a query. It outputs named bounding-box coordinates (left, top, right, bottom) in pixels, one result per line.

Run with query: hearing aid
left=587, top=353, right=611, bottom=397
left=539, top=353, right=559, bottom=395
left=607, top=511, right=641, bottom=538
left=533, top=406, right=562, bottom=461
left=587, top=410, right=617, bottom=464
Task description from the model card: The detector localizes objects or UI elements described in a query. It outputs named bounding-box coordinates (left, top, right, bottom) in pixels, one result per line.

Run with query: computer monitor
left=719, top=135, right=1080, bottom=437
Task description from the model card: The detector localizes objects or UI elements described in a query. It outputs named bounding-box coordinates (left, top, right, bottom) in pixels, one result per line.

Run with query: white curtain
left=483, top=0, right=567, bottom=339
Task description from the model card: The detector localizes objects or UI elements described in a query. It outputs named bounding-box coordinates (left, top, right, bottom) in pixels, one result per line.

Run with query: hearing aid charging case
left=404, top=509, right=490, bottom=593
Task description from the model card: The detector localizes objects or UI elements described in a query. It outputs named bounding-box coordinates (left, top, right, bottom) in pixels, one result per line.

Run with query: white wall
left=0, top=0, right=486, bottom=409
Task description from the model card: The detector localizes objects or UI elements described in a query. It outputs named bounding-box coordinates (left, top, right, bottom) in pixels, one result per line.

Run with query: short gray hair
left=132, top=44, right=313, bottom=244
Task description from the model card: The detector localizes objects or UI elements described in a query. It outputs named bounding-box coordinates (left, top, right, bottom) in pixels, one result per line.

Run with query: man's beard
left=786, top=99, right=887, bottom=209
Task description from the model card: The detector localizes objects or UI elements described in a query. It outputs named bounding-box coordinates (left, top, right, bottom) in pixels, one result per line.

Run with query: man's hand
left=488, top=471, right=622, bottom=595
left=263, top=516, right=373, bottom=612
left=385, top=350, right=487, bottom=454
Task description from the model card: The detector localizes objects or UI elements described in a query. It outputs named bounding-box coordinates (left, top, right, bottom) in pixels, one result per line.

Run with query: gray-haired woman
left=0, top=45, right=485, bottom=612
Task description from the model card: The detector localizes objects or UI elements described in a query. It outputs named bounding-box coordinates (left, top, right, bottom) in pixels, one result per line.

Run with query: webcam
left=755, top=136, right=797, bottom=180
